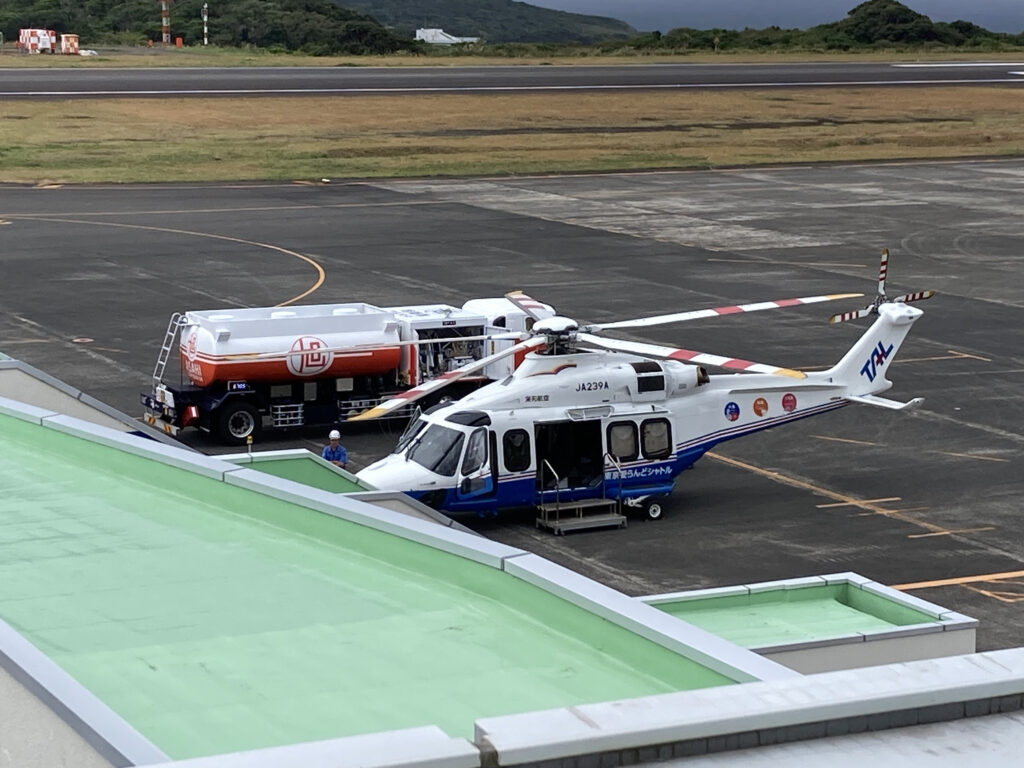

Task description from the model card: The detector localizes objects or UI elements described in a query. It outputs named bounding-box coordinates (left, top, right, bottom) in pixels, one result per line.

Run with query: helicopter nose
left=356, top=456, right=432, bottom=492
left=354, top=460, right=395, bottom=490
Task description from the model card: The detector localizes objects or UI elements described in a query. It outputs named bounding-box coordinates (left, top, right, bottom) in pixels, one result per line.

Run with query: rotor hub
left=532, top=316, right=579, bottom=354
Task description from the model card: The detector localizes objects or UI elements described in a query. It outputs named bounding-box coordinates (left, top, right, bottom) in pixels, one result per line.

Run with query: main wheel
left=642, top=499, right=664, bottom=521
left=216, top=401, right=260, bottom=445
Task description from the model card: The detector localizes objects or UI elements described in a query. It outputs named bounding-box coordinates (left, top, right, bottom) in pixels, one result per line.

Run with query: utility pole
left=159, top=0, right=172, bottom=46
left=202, top=4, right=208, bottom=46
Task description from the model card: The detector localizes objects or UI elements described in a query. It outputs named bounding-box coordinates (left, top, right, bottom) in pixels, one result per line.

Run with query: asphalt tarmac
left=1, top=158, right=1022, bottom=649
left=3, top=60, right=1023, bottom=98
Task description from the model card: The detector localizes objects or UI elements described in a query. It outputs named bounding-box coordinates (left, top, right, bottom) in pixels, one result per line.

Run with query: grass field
left=1, top=49, right=1023, bottom=183
left=2, top=46, right=1022, bottom=67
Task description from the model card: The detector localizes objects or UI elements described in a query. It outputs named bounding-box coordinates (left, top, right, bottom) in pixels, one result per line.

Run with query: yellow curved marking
left=6, top=215, right=324, bottom=307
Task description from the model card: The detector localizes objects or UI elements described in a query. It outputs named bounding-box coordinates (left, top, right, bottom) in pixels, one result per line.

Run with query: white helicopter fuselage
left=357, top=302, right=923, bottom=517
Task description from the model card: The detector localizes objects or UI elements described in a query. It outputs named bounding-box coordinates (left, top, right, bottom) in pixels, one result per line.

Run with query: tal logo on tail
left=860, top=341, right=894, bottom=382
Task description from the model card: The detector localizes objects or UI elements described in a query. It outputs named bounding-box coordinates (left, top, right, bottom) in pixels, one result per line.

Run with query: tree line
left=0, top=0, right=415, bottom=55
left=617, top=1, right=1024, bottom=53
left=1, top=0, right=1020, bottom=55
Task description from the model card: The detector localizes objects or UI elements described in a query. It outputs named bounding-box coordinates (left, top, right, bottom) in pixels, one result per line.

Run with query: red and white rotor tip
left=830, top=248, right=934, bottom=324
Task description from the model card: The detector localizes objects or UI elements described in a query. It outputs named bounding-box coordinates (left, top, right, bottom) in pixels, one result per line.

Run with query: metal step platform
left=535, top=497, right=627, bottom=535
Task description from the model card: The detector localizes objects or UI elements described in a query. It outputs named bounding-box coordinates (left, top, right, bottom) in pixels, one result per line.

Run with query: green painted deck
left=0, top=414, right=734, bottom=759
left=236, top=454, right=367, bottom=493
left=654, top=585, right=937, bottom=648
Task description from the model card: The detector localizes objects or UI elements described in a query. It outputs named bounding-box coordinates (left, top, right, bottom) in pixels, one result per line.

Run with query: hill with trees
left=617, top=0, right=1024, bottom=52
left=339, top=0, right=635, bottom=44
left=0, top=0, right=412, bottom=54
left=1, top=0, right=1020, bottom=55
left=0, top=0, right=634, bottom=51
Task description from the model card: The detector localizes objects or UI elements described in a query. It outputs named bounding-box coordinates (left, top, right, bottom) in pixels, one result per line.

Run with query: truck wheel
left=217, top=401, right=260, bottom=445
left=642, top=499, right=664, bottom=521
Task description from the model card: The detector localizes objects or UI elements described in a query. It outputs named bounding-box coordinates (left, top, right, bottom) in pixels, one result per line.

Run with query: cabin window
left=503, top=429, right=531, bottom=472
left=407, top=424, right=465, bottom=477
left=607, top=422, right=639, bottom=462
left=641, top=418, right=672, bottom=459
left=461, top=428, right=488, bottom=475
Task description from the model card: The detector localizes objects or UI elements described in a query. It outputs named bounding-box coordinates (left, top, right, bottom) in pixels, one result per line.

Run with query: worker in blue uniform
left=322, top=429, right=348, bottom=469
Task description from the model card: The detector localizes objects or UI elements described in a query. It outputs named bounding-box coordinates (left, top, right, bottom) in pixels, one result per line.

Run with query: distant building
left=415, top=27, right=480, bottom=45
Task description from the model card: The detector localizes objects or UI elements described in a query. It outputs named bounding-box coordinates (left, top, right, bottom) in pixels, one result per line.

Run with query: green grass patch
left=1, top=87, right=1023, bottom=183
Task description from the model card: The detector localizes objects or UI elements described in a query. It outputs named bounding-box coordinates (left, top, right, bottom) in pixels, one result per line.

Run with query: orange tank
left=179, top=303, right=403, bottom=387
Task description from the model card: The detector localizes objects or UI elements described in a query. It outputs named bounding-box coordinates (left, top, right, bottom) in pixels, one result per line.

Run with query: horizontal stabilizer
left=846, top=394, right=924, bottom=411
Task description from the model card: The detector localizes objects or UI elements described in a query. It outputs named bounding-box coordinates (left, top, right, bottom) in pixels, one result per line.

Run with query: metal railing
left=604, top=452, right=624, bottom=504
left=540, top=459, right=561, bottom=510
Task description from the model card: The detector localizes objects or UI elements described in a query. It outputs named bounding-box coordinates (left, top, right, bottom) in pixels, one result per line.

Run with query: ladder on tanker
left=152, top=312, right=185, bottom=389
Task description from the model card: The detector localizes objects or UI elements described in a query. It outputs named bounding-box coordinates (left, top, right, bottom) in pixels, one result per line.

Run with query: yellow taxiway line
left=893, top=570, right=1024, bottom=590
left=3, top=215, right=325, bottom=307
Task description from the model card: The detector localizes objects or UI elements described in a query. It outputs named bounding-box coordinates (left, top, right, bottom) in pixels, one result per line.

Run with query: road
left=1, top=158, right=1022, bottom=650
left=1, top=60, right=1023, bottom=98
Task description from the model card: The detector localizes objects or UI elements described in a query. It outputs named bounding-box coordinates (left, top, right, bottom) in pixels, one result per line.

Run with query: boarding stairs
left=534, top=456, right=627, bottom=535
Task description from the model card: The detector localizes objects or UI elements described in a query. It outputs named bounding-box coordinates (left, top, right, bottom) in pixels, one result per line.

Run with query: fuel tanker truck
left=141, top=296, right=553, bottom=445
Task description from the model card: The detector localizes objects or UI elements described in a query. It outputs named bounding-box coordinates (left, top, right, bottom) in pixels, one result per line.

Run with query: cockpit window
left=393, top=415, right=426, bottom=454
left=407, top=424, right=465, bottom=477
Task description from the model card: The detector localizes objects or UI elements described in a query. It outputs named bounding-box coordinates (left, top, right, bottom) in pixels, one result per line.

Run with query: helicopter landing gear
left=623, top=495, right=668, bottom=521
left=641, top=498, right=664, bottom=521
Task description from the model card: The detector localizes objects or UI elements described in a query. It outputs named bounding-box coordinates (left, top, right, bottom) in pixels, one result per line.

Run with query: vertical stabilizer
left=824, top=302, right=922, bottom=397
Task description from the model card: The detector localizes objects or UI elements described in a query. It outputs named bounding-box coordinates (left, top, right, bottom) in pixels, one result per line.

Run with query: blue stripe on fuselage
left=420, top=400, right=849, bottom=516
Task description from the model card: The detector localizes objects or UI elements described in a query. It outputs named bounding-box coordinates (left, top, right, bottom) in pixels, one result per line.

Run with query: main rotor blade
left=504, top=290, right=548, bottom=322
left=577, top=332, right=805, bottom=379
left=586, top=292, right=863, bottom=331
left=348, top=336, right=546, bottom=421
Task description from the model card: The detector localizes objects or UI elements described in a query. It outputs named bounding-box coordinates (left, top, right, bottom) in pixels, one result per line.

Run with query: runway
left=2, top=60, right=1023, bottom=98
left=1, top=158, right=1022, bottom=650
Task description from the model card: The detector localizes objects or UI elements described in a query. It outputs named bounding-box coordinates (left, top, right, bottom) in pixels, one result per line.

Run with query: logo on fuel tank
left=287, top=336, right=334, bottom=376
left=183, top=330, right=205, bottom=384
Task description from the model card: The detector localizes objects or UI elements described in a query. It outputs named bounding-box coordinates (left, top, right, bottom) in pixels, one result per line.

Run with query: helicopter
left=353, top=251, right=934, bottom=524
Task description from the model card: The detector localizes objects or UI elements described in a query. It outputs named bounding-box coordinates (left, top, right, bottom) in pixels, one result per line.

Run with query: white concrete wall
left=0, top=663, right=115, bottom=768
left=140, top=726, right=478, bottom=768
left=475, top=648, right=1024, bottom=766
left=763, top=626, right=978, bottom=674
left=0, top=367, right=130, bottom=432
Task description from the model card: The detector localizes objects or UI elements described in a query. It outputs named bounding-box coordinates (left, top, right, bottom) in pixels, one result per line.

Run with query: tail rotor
left=830, top=248, right=935, bottom=324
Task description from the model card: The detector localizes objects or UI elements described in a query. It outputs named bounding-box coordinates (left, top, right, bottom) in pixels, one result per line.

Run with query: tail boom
left=821, top=302, right=923, bottom=398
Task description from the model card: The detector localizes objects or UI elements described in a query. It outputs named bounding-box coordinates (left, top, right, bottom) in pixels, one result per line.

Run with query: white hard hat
left=329, top=429, right=341, bottom=439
